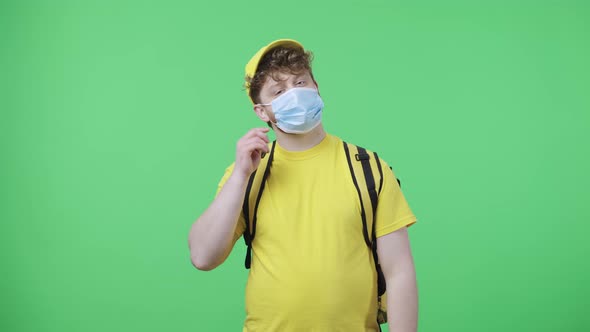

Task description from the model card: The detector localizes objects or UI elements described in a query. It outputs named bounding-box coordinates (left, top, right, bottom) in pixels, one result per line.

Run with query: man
left=188, top=39, right=418, bottom=332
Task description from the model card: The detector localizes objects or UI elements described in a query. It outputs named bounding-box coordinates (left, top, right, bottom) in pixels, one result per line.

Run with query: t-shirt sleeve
left=374, top=158, right=418, bottom=238
left=215, top=162, right=247, bottom=243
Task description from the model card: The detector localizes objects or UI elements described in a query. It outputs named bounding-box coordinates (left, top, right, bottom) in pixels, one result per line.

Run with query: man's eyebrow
left=268, top=80, right=287, bottom=89
left=290, top=73, right=304, bottom=80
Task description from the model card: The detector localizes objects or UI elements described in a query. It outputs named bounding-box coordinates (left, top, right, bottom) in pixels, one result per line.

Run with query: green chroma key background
left=1, top=0, right=589, bottom=331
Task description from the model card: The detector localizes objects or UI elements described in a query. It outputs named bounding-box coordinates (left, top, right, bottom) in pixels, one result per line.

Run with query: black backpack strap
left=370, top=158, right=387, bottom=297
left=343, top=142, right=372, bottom=248
left=242, top=141, right=276, bottom=269
left=357, top=147, right=378, bottom=219
left=343, top=141, right=389, bottom=325
left=242, top=171, right=257, bottom=268
left=355, top=147, right=387, bottom=298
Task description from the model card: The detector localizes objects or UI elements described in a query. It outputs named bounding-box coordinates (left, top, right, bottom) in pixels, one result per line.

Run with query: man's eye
left=296, top=80, right=305, bottom=85
left=275, top=90, right=283, bottom=95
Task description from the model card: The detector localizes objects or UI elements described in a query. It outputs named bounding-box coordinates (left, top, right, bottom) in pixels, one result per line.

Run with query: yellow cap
left=244, top=38, right=304, bottom=104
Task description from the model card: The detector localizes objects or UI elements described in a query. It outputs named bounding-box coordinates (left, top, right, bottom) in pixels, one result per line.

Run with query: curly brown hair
left=244, top=46, right=316, bottom=105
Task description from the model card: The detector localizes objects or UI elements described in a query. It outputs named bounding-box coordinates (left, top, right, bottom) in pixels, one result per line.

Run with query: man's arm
left=377, top=226, right=418, bottom=332
left=188, top=128, right=270, bottom=271
left=188, top=171, right=248, bottom=271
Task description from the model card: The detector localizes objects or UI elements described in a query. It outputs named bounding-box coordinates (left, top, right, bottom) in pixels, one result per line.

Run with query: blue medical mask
left=259, top=87, right=324, bottom=134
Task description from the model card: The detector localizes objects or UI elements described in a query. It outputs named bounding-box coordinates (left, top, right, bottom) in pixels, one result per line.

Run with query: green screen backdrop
left=2, top=0, right=589, bottom=331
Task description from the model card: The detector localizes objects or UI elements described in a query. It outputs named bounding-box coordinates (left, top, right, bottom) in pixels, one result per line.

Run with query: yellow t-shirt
left=215, top=133, right=417, bottom=332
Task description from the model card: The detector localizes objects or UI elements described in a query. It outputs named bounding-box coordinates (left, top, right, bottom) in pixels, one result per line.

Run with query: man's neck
left=273, top=124, right=327, bottom=152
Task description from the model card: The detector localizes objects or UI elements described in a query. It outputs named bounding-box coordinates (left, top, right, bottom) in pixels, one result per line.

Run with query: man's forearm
left=386, top=270, right=418, bottom=332
left=188, top=172, right=248, bottom=270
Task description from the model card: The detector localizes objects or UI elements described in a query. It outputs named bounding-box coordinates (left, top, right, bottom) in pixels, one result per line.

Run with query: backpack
left=241, top=140, right=402, bottom=328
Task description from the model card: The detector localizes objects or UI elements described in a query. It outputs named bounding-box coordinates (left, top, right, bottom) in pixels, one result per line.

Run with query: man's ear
left=253, top=105, right=271, bottom=122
